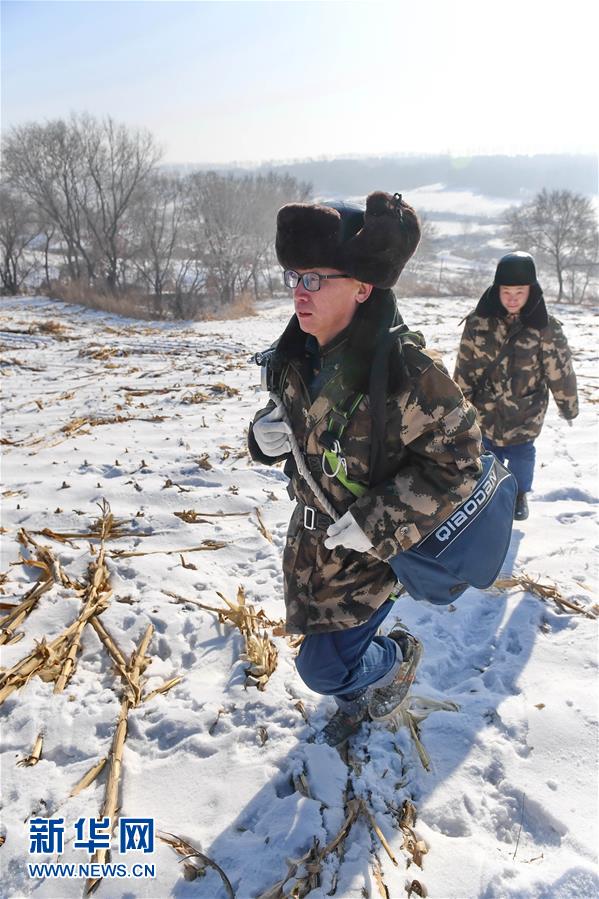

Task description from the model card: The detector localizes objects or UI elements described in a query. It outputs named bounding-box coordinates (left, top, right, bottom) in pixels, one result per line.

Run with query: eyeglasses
left=283, top=269, right=352, bottom=292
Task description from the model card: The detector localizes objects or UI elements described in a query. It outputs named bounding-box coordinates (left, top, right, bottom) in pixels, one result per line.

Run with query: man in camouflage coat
left=248, top=192, right=482, bottom=746
left=454, top=252, right=578, bottom=521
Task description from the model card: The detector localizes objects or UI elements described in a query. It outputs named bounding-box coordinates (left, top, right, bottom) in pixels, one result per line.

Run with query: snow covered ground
left=1, top=293, right=597, bottom=899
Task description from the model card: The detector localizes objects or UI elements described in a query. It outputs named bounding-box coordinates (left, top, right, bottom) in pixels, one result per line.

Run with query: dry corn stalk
left=0, top=557, right=68, bottom=646
left=54, top=546, right=112, bottom=693
left=17, top=733, right=44, bottom=767
left=254, top=507, right=273, bottom=543
left=397, top=800, right=428, bottom=870
left=111, top=539, right=227, bottom=559
left=372, top=857, right=391, bottom=899
left=387, top=694, right=459, bottom=772
left=70, top=758, right=107, bottom=797
left=6, top=529, right=82, bottom=608
left=90, top=617, right=137, bottom=696
left=180, top=390, right=210, bottom=404
left=492, top=572, right=596, bottom=618
left=174, top=508, right=247, bottom=523
left=86, top=625, right=154, bottom=894
left=78, top=345, right=120, bottom=359
left=242, top=632, right=278, bottom=691
left=214, top=586, right=283, bottom=631
left=208, top=586, right=281, bottom=690
left=209, top=382, right=239, bottom=396
left=170, top=585, right=283, bottom=690
left=33, top=500, right=138, bottom=543
left=143, top=676, right=183, bottom=704
left=362, top=804, right=399, bottom=866
left=257, top=798, right=363, bottom=899
left=0, top=627, right=76, bottom=704
left=158, top=831, right=235, bottom=898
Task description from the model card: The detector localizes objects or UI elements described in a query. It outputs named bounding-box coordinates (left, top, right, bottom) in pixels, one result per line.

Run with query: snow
left=403, top=185, right=513, bottom=217
left=0, top=293, right=597, bottom=899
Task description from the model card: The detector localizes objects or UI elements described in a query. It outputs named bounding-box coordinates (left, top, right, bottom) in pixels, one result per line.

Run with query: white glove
left=325, top=511, right=373, bottom=553
left=252, top=403, right=292, bottom=457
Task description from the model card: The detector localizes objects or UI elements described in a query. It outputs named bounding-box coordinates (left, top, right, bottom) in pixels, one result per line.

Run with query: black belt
left=298, top=503, right=334, bottom=531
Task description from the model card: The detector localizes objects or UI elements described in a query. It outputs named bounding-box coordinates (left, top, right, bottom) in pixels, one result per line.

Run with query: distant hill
left=172, top=154, right=597, bottom=200
left=257, top=154, right=598, bottom=199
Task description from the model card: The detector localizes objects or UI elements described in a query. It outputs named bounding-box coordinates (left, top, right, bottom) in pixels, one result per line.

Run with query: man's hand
left=325, top=511, right=373, bottom=553
left=252, top=403, right=292, bottom=456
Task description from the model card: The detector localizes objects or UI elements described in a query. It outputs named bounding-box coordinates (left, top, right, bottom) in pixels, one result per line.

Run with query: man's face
left=499, top=284, right=530, bottom=315
left=293, top=268, right=372, bottom=346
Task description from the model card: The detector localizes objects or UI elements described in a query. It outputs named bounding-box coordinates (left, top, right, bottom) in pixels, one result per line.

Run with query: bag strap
left=472, top=323, right=524, bottom=396
left=322, top=326, right=425, bottom=496
left=320, top=392, right=367, bottom=498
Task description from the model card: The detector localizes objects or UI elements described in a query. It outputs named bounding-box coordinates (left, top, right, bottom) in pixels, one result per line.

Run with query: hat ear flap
left=341, top=192, right=421, bottom=288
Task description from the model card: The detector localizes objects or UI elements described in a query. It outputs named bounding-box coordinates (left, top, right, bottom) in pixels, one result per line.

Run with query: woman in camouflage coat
left=454, top=252, right=578, bottom=521
left=248, top=192, right=482, bottom=746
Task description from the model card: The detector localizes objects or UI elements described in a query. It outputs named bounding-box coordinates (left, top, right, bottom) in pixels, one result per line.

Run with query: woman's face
left=499, top=284, right=530, bottom=315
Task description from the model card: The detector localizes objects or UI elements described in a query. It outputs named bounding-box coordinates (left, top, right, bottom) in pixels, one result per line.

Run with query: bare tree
left=184, top=172, right=250, bottom=306
left=0, top=186, right=39, bottom=294
left=504, top=189, right=598, bottom=301
left=129, top=172, right=187, bottom=314
left=184, top=170, right=311, bottom=308
left=3, top=120, right=92, bottom=281
left=73, top=114, right=161, bottom=291
left=2, top=115, right=161, bottom=292
left=244, top=172, right=311, bottom=298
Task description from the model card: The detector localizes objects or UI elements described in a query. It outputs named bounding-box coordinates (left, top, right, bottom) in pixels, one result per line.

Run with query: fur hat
left=493, top=251, right=538, bottom=286
left=275, top=191, right=421, bottom=288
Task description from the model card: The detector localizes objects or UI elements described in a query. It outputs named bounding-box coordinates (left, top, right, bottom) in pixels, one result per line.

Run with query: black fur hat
left=493, top=251, right=538, bottom=286
left=275, top=191, right=421, bottom=288
left=476, top=251, right=548, bottom=330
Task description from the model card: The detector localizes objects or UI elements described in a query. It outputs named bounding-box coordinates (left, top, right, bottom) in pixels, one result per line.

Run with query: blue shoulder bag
left=388, top=452, right=517, bottom=604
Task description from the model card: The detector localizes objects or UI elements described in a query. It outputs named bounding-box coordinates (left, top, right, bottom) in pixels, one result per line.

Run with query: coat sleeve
left=248, top=400, right=291, bottom=466
left=453, top=317, right=479, bottom=401
left=349, top=362, right=483, bottom=560
left=541, top=319, right=579, bottom=420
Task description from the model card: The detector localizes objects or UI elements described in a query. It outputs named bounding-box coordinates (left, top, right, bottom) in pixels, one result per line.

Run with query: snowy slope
left=0, top=294, right=597, bottom=899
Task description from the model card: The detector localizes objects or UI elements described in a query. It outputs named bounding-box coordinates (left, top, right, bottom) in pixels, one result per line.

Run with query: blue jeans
left=295, top=600, right=400, bottom=707
left=483, top=438, right=536, bottom=493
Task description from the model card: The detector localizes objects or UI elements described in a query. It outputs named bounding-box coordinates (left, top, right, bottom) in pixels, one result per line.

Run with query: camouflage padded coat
left=453, top=313, right=579, bottom=447
left=248, top=290, right=482, bottom=635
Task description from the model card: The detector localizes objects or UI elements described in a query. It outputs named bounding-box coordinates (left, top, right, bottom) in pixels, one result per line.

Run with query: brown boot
left=368, top=630, right=423, bottom=720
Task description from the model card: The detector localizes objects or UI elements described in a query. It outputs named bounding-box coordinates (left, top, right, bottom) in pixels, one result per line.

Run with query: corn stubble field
left=0, top=295, right=597, bottom=899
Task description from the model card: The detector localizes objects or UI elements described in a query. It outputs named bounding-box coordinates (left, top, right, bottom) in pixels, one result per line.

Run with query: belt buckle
left=303, top=506, right=316, bottom=530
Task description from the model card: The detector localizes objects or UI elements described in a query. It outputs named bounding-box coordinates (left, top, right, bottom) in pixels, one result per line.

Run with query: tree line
left=0, top=114, right=311, bottom=315
left=1, top=114, right=597, bottom=311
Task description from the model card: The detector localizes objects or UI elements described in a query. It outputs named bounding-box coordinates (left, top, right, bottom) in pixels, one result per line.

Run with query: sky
left=1, top=0, right=598, bottom=166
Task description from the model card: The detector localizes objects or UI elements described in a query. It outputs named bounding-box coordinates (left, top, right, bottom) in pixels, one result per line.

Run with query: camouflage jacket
left=453, top=313, right=579, bottom=447
left=249, top=295, right=482, bottom=635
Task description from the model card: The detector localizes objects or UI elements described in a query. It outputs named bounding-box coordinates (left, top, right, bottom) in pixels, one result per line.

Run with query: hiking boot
left=368, top=630, right=423, bottom=721
left=312, top=694, right=370, bottom=748
left=514, top=492, right=529, bottom=521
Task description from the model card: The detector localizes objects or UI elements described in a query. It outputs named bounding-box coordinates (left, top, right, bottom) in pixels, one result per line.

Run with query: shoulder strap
left=320, top=392, right=367, bottom=499
left=368, top=325, right=422, bottom=486
left=472, top=323, right=524, bottom=395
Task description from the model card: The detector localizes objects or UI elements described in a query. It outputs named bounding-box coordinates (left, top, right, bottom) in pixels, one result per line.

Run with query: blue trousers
left=483, top=438, right=536, bottom=493
left=295, top=600, right=400, bottom=706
